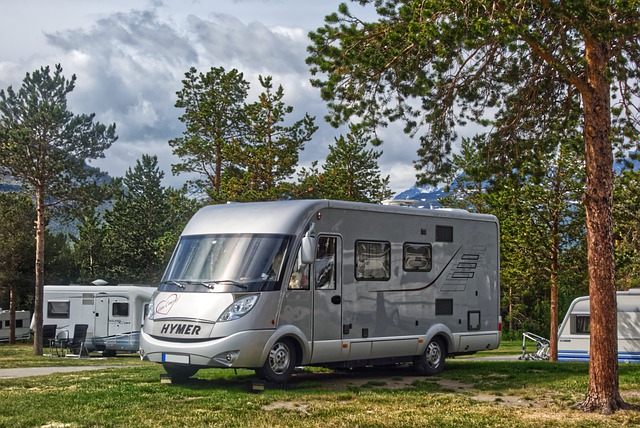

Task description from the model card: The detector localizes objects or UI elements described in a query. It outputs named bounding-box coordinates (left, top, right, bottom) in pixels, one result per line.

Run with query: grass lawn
left=0, top=341, right=638, bottom=427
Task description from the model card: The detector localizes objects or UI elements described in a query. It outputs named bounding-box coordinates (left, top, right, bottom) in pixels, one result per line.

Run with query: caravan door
left=94, top=293, right=110, bottom=338
left=310, top=235, right=344, bottom=363
left=95, top=294, right=130, bottom=338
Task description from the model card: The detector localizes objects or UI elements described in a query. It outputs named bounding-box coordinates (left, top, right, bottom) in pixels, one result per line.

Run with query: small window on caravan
left=403, top=243, right=432, bottom=272
left=47, top=301, right=70, bottom=319
left=355, top=240, right=391, bottom=281
left=573, top=315, right=590, bottom=334
left=113, top=302, right=129, bottom=317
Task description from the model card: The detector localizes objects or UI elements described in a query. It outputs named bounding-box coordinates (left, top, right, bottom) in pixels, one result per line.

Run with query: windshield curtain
left=160, top=234, right=293, bottom=292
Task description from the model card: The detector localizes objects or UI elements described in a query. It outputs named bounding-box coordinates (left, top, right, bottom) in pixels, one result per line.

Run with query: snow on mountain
left=390, top=185, right=449, bottom=208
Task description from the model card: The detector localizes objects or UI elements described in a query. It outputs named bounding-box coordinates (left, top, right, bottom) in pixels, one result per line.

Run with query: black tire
left=414, top=337, right=446, bottom=376
left=163, top=363, right=199, bottom=382
left=256, top=339, right=297, bottom=384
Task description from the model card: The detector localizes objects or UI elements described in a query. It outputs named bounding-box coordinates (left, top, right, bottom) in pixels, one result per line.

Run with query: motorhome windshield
left=159, top=234, right=292, bottom=293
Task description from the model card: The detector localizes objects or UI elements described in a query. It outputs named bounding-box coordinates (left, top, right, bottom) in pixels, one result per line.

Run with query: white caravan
left=0, top=309, right=31, bottom=342
left=140, top=200, right=501, bottom=383
left=43, top=285, right=154, bottom=355
left=558, top=289, right=640, bottom=363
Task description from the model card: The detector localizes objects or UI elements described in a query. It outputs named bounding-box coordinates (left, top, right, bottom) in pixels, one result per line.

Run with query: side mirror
left=301, top=223, right=316, bottom=264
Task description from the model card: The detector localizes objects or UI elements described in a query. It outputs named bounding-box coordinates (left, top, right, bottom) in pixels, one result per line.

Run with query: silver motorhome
left=140, top=200, right=501, bottom=382
left=558, top=289, right=640, bottom=363
left=43, top=285, right=154, bottom=355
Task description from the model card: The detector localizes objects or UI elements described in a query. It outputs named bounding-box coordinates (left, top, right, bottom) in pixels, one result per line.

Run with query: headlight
left=218, top=295, right=259, bottom=322
left=147, top=296, right=156, bottom=320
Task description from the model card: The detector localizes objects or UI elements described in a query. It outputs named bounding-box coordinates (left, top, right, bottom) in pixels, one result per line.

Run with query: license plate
left=162, top=353, right=190, bottom=364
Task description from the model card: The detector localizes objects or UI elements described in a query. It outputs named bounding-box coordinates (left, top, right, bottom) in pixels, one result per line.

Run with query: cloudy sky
left=1, top=0, right=426, bottom=194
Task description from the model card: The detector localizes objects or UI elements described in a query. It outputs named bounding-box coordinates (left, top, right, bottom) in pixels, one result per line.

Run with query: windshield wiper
left=204, top=280, right=248, bottom=290
left=195, top=281, right=215, bottom=290
left=161, top=280, right=186, bottom=289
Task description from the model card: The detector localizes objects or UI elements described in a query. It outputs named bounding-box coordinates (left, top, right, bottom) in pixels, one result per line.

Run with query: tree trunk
left=9, top=283, right=16, bottom=344
left=576, top=36, right=627, bottom=414
left=549, top=222, right=558, bottom=362
left=32, top=188, right=46, bottom=356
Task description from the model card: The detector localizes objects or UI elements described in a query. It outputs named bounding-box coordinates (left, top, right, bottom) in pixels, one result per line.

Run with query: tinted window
left=403, top=243, right=432, bottom=272
left=316, top=236, right=337, bottom=290
left=113, top=302, right=129, bottom=317
left=48, top=301, right=70, bottom=319
left=575, top=315, right=590, bottom=334
left=355, top=241, right=390, bottom=281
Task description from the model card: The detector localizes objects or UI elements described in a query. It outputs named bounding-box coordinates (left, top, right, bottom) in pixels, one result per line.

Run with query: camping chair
left=518, top=332, right=550, bottom=361
left=53, top=329, right=70, bottom=357
left=61, top=324, right=89, bottom=358
left=42, top=324, right=57, bottom=356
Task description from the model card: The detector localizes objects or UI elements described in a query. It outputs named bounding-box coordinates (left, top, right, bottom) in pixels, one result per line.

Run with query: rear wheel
left=163, top=363, right=199, bottom=382
left=256, top=339, right=297, bottom=384
left=414, top=337, right=446, bottom=376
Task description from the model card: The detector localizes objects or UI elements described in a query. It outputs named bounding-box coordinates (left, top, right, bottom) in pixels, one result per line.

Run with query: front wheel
left=414, top=337, right=446, bottom=376
left=256, top=339, right=297, bottom=384
left=163, top=363, right=199, bottom=383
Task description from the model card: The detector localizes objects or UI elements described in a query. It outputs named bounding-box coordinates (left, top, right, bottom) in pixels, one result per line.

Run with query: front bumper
left=139, top=328, right=275, bottom=369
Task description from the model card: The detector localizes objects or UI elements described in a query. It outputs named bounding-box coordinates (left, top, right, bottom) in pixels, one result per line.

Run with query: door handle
left=331, top=295, right=341, bottom=305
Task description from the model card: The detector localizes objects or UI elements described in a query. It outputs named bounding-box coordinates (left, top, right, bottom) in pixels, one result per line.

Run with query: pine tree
left=104, top=155, right=172, bottom=283
left=0, top=64, right=116, bottom=354
left=170, top=67, right=249, bottom=197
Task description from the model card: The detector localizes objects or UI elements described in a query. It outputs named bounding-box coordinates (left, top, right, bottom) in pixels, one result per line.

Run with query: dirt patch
left=287, top=366, right=424, bottom=391
left=261, top=401, right=310, bottom=414
left=271, top=367, right=640, bottom=412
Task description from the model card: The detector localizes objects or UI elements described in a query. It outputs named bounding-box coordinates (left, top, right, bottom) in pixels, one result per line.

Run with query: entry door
left=311, top=235, right=343, bottom=363
left=94, top=294, right=109, bottom=338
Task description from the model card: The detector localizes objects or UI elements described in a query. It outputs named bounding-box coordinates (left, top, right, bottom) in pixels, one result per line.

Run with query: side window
left=289, top=246, right=310, bottom=290
left=403, top=243, right=432, bottom=272
left=574, top=315, right=590, bottom=334
left=47, top=301, right=70, bottom=319
left=316, top=236, right=337, bottom=290
left=355, top=240, right=391, bottom=281
left=112, top=302, right=129, bottom=317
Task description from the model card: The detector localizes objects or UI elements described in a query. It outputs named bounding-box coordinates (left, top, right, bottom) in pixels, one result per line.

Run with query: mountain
left=390, top=154, right=640, bottom=208
left=0, top=177, right=22, bottom=192
left=390, top=185, right=449, bottom=208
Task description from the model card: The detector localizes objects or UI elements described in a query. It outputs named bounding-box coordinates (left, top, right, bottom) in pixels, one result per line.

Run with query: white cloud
left=0, top=0, right=424, bottom=194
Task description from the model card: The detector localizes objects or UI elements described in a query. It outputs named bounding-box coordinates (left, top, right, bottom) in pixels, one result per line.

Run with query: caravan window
left=574, top=315, right=590, bottom=334
left=403, top=243, right=432, bottom=272
left=47, top=301, right=70, bottom=319
left=112, top=302, right=129, bottom=317
left=355, top=240, right=390, bottom=281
